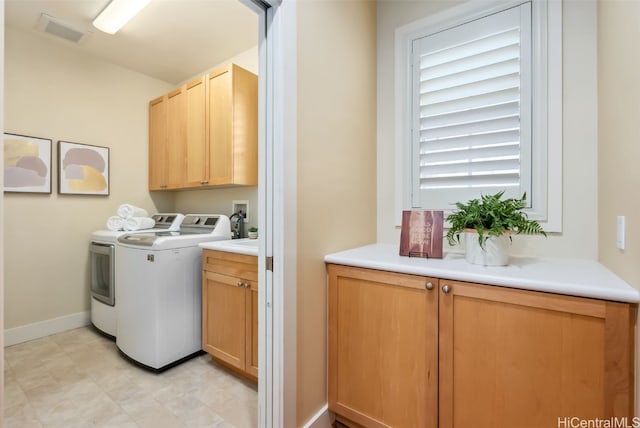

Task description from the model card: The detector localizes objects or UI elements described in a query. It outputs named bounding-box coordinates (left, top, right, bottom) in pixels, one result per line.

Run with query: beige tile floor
left=4, top=327, right=258, bottom=428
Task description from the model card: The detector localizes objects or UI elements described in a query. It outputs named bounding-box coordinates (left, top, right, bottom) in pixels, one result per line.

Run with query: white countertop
left=199, top=238, right=259, bottom=256
left=325, top=243, right=640, bottom=303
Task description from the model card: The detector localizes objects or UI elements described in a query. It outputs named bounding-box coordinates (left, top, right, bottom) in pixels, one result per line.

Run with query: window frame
left=394, top=0, right=562, bottom=232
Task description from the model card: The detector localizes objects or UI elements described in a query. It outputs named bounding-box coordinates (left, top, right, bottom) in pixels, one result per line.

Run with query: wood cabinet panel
left=208, top=68, right=233, bottom=185
left=439, top=280, right=635, bottom=428
left=185, top=76, right=207, bottom=187
left=231, top=64, right=258, bottom=185
left=165, top=87, right=186, bottom=188
left=327, top=264, right=636, bottom=428
left=148, top=96, right=166, bottom=190
left=203, top=250, right=257, bottom=282
left=203, top=271, right=245, bottom=370
left=149, top=88, right=186, bottom=190
left=202, top=249, right=258, bottom=381
left=328, top=265, right=438, bottom=428
left=246, top=281, right=259, bottom=378
left=206, top=64, right=257, bottom=187
left=149, top=63, right=257, bottom=191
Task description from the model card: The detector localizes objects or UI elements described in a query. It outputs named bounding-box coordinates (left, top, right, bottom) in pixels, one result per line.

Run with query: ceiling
left=4, top=0, right=259, bottom=85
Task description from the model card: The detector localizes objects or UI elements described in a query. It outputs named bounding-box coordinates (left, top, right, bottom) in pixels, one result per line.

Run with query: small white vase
left=464, top=231, right=510, bottom=266
left=248, top=231, right=258, bottom=239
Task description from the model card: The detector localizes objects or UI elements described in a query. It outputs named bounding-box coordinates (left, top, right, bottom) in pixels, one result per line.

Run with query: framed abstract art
left=3, top=133, right=52, bottom=194
left=58, top=141, right=110, bottom=195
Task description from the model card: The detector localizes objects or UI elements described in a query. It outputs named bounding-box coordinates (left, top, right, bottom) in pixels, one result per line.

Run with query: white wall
left=296, top=0, right=378, bottom=423
left=3, top=25, right=259, bottom=335
left=3, top=28, right=173, bottom=330
left=597, top=8, right=640, bottom=410
left=598, top=1, right=640, bottom=288
left=377, top=0, right=599, bottom=260
left=1, top=0, right=5, bottom=412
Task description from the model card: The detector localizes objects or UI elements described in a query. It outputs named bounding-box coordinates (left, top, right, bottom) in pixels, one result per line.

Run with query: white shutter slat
left=421, top=44, right=520, bottom=81
left=420, top=88, right=519, bottom=117
left=420, top=130, right=520, bottom=153
left=420, top=58, right=520, bottom=94
left=420, top=115, right=519, bottom=141
left=421, top=143, right=520, bottom=164
left=420, top=173, right=521, bottom=189
left=419, top=73, right=520, bottom=106
left=420, top=158, right=520, bottom=178
left=420, top=28, right=520, bottom=69
left=420, top=101, right=520, bottom=130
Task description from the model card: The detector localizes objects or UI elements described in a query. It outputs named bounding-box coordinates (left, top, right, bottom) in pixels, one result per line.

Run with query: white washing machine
left=115, top=214, right=232, bottom=371
left=89, top=213, right=184, bottom=338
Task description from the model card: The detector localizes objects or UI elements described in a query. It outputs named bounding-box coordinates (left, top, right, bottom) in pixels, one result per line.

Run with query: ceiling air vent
left=36, top=14, right=91, bottom=45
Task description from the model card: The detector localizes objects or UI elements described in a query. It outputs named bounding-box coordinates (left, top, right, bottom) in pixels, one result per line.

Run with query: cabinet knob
left=425, top=282, right=434, bottom=290
left=237, top=281, right=243, bottom=287
left=442, top=285, right=451, bottom=294
left=201, top=180, right=209, bottom=185
left=244, top=282, right=250, bottom=288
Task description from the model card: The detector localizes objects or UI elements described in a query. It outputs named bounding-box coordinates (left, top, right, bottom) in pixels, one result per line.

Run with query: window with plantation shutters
left=411, top=3, right=532, bottom=209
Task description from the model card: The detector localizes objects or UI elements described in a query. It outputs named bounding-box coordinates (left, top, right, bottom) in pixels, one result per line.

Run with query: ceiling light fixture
left=92, top=0, right=151, bottom=35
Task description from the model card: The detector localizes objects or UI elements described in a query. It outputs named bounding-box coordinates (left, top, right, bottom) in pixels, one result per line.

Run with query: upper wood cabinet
left=148, top=96, right=166, bottom=190
left=206, top=64, right=257, bottom=187
left=149, top=63, right=257, bottom=191
left=148, top=88, right=186, bottom=190
left=184, top=76, right=207, bottom=187
left=327, top=264, right=636, bottom=428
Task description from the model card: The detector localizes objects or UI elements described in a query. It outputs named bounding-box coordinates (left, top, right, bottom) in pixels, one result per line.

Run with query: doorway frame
left=240, top=0, right=297, bottom=426
left=0, top=0, right=5, bottom=420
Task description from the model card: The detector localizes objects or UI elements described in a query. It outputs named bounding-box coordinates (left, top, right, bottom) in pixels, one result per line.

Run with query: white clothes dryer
left=115, top=214, right=232, bottom=371
left=89, top=213, right=184, bottom=338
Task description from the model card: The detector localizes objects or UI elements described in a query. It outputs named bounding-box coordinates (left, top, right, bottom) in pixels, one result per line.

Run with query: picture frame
left=399, top=210, right=444, bottom=259
left=3, top=133, right=53, bottom=194
left=57, top=141, right=110, bottom=195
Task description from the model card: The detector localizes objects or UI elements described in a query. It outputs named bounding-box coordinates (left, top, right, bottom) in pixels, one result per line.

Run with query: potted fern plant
left=445, top=191, right=546, bottom=266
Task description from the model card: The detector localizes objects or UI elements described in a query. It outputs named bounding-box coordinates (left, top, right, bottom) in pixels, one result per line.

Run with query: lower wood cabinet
left=203, top=250, right=258, bottom=380
left=328, top=264, right=438, bottom=428
left=327, top=264, right=636, bottom=428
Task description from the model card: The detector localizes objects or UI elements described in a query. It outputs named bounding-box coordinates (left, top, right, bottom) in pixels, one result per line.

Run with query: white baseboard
left=4, top=311, right=90, bottom=347
left=303, top=403, right=331, bottom=428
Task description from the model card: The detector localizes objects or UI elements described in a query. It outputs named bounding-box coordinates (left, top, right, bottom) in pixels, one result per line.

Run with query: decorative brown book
left=399, top=210, right=444, bottom=259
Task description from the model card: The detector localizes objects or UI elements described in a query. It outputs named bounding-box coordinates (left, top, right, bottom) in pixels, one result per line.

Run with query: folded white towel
left=117, top=204, right=148, bottom=219
left=107, top=216, right=124, bottom=231
left=123, top=217, right=156, bottom=231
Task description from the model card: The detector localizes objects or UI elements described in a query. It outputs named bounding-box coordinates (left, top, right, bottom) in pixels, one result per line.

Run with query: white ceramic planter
left=248, top=231, right=258, bottom=239
left=464, top=231, right=510, bottom=266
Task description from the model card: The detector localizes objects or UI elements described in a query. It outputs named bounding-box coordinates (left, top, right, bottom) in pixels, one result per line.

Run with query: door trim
left=242, top=0, right=298, bottom=426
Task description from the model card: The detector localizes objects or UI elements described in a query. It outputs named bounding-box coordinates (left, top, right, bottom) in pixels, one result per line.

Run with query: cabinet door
left=202, top=271, right=246, bottom=370
left=203, top=250, right=258, bottom=282
left=165, top=87, right=186, bottom=189
left=245, top=279, right=259, bottom=378
left=185, top=76, right=207, bottom=187
left=328, top=264, right=438, bottom=428
left=207, top=67, right=233, bottom=185
left=148, top=95, right=166, bottom=190
left=231, top=65, right=258, bottom=186
left=439, top=280, right=635, bottom=428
